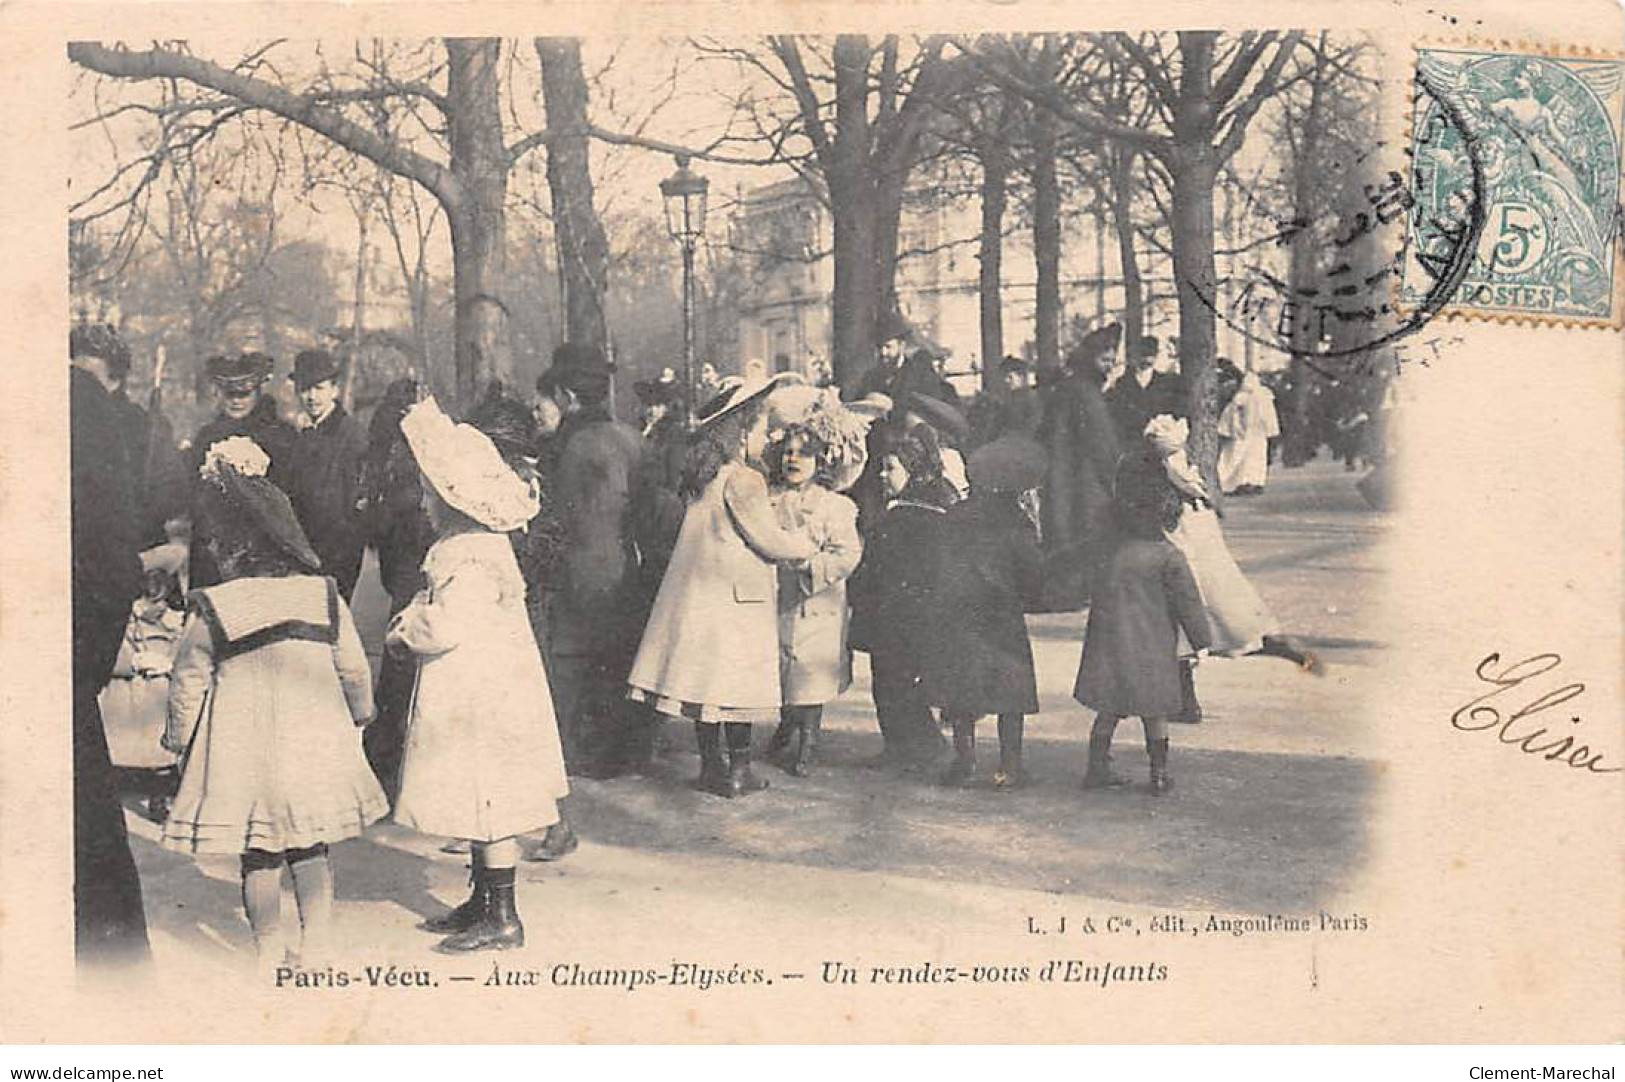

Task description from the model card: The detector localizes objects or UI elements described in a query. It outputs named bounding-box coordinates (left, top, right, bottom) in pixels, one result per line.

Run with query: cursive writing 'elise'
left=1451, top=653, right=1620, bottom=775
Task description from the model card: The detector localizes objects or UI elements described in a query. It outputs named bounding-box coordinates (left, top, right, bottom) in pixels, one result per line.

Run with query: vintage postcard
left=0, top=0, right=1620, bottom=1046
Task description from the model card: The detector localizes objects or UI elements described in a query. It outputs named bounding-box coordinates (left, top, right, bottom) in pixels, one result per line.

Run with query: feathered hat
left=400, top=396, right=539, bottom=532
left=764, top=383, right=880, bottom=492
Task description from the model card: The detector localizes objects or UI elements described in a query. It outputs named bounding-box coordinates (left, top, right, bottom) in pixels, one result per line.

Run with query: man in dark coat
left=287, top=349, right=368, bottom=599
left=1107, top=334, right=1187, bottom=444
left=849, top=313, right=912, bottom=402
left=188, top=352, right=298, bottom=588
left=536, top=343, right=653, bottom=780
left=68, top=324, right=151, bottom=967
left=631, top=368, right=687, bottom=597
left=1039, top=324, right=1122, bottom=610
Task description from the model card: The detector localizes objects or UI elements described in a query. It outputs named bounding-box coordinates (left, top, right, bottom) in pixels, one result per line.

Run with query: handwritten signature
left=1451, top=653, right=1619, bottom=775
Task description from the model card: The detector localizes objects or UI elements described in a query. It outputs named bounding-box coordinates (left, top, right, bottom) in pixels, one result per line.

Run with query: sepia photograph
left=4, top=0, right=1621, bottom=1050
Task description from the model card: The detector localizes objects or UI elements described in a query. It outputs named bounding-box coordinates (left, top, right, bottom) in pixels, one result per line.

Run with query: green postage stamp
left=1403, top=46, right=1625, bottom=324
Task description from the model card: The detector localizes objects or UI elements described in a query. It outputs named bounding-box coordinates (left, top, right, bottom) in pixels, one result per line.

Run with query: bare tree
left=975, top=30, right=1305, bottom=479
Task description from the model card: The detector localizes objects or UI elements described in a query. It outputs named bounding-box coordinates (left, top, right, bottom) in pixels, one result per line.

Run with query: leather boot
left=522, top=814, right=579, bottom=863
left=693, top=723, right=731, bottom=797
left=439, top=867, right=524, bottom=951
left=939, top=717, right=976, bottom=787
left=1147, top=738, right=1174, bottom=795
left=1082, top=733, right=1131, bottom=790
left=423, top=858, right=487, bottom=934
left=766, top=717, right=797, bottom=771
left=994, top=714, right=1030, bottom=789
left=725, top=723, right=769, bottom=797
left=789, top=711, right=820, bottom=778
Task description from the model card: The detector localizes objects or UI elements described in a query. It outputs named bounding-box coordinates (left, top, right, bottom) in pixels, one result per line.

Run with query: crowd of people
left=68, top=315, right=1320, bottom=972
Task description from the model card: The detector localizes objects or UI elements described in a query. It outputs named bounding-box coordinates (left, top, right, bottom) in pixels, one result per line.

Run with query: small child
left=847, top=423, right=957, bottom=769
left=163, top=437, right=386, bottom=970
left=762, top=400, right=867, bottom=777
left=101, top=545, right=187, bottom=821
left=388, top=397, right=569, bottom=952
left=1073, top=448, right=1213, bottom=794
left=928, top=435, right=1048, bottom=788
left=628, top=373, right=817, bottom=798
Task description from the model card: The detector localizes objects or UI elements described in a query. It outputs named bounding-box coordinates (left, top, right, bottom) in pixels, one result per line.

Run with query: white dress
left=1217, top=381, right=1280, bottom=492
left=389, top=530, right=568, bottom=841
left=1161, top=451, right=1279, bottom=655
left=100, top=598, right=185, bottom=770
left=163, top=575, right=388, bottom=855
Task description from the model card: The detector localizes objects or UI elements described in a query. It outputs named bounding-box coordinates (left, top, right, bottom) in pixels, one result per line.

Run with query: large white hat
left=764, top=383, right=880, bottom=493
left=694, top=370, right=805, bottom=429
left=400, top=396, right=539, bottom=532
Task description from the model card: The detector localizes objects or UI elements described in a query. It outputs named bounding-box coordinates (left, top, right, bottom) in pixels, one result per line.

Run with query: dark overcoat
left=1073, top=537, right=1212, bottom=719
left=847, top=498, right=946, bottom=661
left=1039, top=372, right=1120, bottom=609
left=924, top=493, right=1044, bottom=716
left=69, top=366, right=151, bottom=964
left=290, top=405, right=368, bottom=597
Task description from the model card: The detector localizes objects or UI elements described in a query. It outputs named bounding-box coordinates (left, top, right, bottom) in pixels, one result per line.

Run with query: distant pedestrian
left=287, top=349, right=368, bottom=599
left=1074, top=449, right=1212, bottom=795
left=1217, top=371, right=1280, bottom=496
left=1039, top=324, right=1122, bottom=610
left=162, top=436, right=385, bottom=969
left=627, top=372, right=817, bottom=799
left=388, top=397, right=569, bottom=952
left=929, top=435, right=1048, bottom=789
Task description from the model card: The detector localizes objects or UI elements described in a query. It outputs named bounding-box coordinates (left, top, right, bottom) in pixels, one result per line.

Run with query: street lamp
left=660, top=153, right=709, bottom=425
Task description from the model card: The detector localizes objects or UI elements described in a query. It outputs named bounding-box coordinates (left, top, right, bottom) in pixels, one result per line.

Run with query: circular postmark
left=1189, top=54, right=1491, bottom=379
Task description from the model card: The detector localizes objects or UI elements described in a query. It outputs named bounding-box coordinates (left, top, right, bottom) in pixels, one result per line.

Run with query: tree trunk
left=977, top=140, right=1007, bottom=390
left=1111, top=147, right=1145, bottom=350
left=830, top=36, right=879, bottom=393
left=1030, top=106, right=1061, bottom=373
left=537, top=37, right=610, bottom=352
left=1172, top=33, right=1222, bottom=493
left=445, top=39, right=512, bottom=407
left=1283, top=42, right=1328, bottom=465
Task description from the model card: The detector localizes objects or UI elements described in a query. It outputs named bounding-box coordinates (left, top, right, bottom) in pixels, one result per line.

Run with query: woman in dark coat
left=1074, top=449, right=1212, bottom=794
left=1039, top=325, right=1121, bottom=610
left=927, top=436, right=1047, bottom=788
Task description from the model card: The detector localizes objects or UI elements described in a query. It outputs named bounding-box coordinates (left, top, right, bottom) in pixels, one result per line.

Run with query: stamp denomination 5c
left=1403, top=46, right=1625, bottom=325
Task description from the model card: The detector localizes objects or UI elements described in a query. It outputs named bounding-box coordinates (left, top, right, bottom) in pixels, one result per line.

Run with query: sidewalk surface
left=121, top=458, right=1389, bottom=979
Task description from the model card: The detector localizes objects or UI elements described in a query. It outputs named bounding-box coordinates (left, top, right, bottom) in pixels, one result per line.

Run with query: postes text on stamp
left=1403, top=46, right=1625, bottom=325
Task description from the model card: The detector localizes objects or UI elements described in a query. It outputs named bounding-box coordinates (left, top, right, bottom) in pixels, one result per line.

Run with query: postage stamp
left=1402, top=46, right=1625, bottom=326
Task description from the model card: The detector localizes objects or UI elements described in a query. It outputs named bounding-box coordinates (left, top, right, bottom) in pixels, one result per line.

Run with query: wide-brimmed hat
left=1064, top=323, right=1122, bottom=371
left=901, top=390, right=969, bottom=442
left=198, top=436, right=321, bottom=570
left=401, top=397, right=539, bottom=532
left=207, top=352, right=274, bottom=391
left=537, top=341, right=612, bottom=399
left=635, top=367, right=682, bottom=407
left=289, top=348, right=342, bottom=389
left=69, top=323, right=132, bottom=378
left=694, top=371, right=805, bottom=430
left=968, top=434, right=1047, bottom=494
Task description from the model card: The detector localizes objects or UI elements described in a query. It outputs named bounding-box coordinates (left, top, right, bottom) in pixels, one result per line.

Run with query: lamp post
left=660, top=154, right=709, bottom=425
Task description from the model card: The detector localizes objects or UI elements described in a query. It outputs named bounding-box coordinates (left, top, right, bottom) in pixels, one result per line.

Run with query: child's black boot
left=994, top=713, right=1031, bottom=789
left=694, top=722, right=731, bottom=797
left=789, top=711, right=820, bottom=778
left=1147, top=738, right=1174, bottom=795
left=441, top=867, right=524, bottom=952
left=725, top=723, right=769, bottom=797
left=423, top=852, right=487, bottom=933
left=1082, top=732, right=1131, bottom=790
left=939, top=717, right=976, bottom=787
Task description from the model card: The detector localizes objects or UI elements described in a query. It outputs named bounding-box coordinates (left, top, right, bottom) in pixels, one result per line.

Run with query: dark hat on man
left=207, top=351, right=274, bottom=391
left=1064, top=323, right=1122, bottom=371
left=1130, top=335, right=1160, bottom=361
left=289, top=348, right=342, bottom=390
left=876, top=309, right=916, bottom=346
left=537, top=341, right=612, bottom=399
left=69, top=323, right=131, bottom=378
left=998, top=355, right=1030, bottom=376
left=635, top=367, right=682, bottom=407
